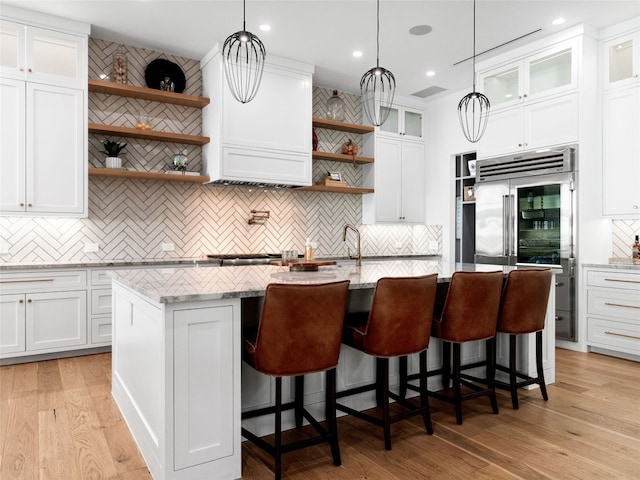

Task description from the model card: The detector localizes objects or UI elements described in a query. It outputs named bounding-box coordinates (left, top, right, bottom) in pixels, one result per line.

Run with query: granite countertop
left=583, top=258, right=640, bottom=271
left=110, top=259, right=516, bottom=304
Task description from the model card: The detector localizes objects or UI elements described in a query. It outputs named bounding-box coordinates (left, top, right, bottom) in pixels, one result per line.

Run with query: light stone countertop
left=583, top=259, right=640, bottom=271
left=110, top=259, right=518, bottom=304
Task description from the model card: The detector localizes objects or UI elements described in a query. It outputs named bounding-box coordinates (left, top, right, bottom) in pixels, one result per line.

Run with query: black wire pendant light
left=361, top=0, right=396, bottom=127
left=458, top=0, right=490, bottom=143
left=222, top=0, right=266, bottom=103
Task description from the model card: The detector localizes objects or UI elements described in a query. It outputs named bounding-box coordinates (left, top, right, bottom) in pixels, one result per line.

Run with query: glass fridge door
left=515, top=183, right=562, bottom=265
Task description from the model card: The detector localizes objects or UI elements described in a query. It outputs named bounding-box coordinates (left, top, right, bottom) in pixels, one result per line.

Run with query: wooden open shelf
left=312, top=151, right=374, bottom=165
left=312, top=117, right=374, bottom=134
left=89, top=123, right=210, bottom=146
left=296, top=185, right=374, bottom=194
left=89, top=167, right=210, bottom=184
left=88, top=78, right=210, bottom=108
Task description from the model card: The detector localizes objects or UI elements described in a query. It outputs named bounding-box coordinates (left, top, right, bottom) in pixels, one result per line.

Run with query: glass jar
left=172, top=151, right=188, bottom=171
left=112, top=47, right=128, bottom=84
left=326, top=90, right=345, bottom=121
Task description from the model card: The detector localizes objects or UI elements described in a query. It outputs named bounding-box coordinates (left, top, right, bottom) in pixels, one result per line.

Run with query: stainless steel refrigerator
left=474, top=145, right=577, bottom=341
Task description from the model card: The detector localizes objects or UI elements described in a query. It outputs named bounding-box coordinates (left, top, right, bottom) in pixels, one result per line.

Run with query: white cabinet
left=477, top=93, right=579, bottom=158
left=0, top=269, right=88, bottom=359
left=0, top=19, right=87, bottom=88
left=585, top=267, right=640, bottom=359
left=378, top=104, right=423, bottom=140
left=602, top=85, right=640, bottom=216
left=478, top=40, right=578, bottom=110
left=0, top=79, right=86, bottom=215
left=362, top=136, right=425, bottom=224
left=201, top=45, right=313, bottom=187
left=602, top=28, right=640, bottom=90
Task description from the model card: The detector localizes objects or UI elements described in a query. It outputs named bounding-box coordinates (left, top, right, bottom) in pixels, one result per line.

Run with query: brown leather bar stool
left=421, top=271, right=504, bottom=425
left=336, top=274, right=438, bottom=450
left=241, top=280, right=350, bottom=480
left=495, top=268, right=553, bottom=409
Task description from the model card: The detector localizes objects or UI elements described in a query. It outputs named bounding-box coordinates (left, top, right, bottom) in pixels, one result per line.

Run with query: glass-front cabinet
left=516, top=184, right=562, bottom=265
left=379, top=104, right=423, bottom=139
left=478, top=40, right=577, bottom=109
left=602, top=32, right=639, bottom=89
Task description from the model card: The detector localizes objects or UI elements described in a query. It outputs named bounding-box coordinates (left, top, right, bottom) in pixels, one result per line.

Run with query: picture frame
left=463, top=185, right=476, bottom=201
left=328, top=171, right=342, bottom=181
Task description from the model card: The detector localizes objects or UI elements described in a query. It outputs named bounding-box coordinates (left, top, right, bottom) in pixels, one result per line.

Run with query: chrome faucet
left=342, top=224, right=362, bottom=266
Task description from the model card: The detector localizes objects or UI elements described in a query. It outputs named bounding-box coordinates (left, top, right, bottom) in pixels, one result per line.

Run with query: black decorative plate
left=144, top=58, right=186, bottom=93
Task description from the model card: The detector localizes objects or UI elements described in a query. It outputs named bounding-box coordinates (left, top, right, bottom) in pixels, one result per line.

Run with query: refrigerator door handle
left=502, top=195, right=509, bottom=256
left=509, top=194, right=515, bottom=257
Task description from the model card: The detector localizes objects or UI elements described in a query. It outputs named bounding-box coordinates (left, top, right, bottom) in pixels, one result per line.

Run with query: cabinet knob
left=19, top=67, right=24, bottom=72
left=523, top=143, right=528, bottom=146
left=523, top=94, right=528, bottom=98
left=19, top=299, right=24, bottom=304
left=518, top=143, right=523, bottom=147
left=518, top=95, right=522, bottom=99
left=19, top=203, right=24, bottom=207
left=28, top=68, right=32, bottom=73
left=634, top=205, right=638, bottom=210
left=27, top=299, right=32, bottom=303
left=27, top=203, right=32, bottom=207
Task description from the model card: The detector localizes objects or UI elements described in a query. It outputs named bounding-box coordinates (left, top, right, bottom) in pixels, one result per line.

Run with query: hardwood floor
left=1, top=348, right=638, bottom=479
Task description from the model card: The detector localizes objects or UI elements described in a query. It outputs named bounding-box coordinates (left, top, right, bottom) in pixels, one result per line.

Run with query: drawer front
left=587, top=317, right=640, bottom=355
left=0, top=270, right=87, bottom=293
left=91, top=316, right=112, bottom=344
left=587, top=289, right=640, bottom=321
left=91, top=269, right=113, bottom=286
left=586, top=269, right=640, bottom=291
left=91, top=288, right=112, bottom=315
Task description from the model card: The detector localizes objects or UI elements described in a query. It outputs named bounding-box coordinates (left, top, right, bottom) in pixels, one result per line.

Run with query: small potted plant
left=101, top=139, right=126, bottom=169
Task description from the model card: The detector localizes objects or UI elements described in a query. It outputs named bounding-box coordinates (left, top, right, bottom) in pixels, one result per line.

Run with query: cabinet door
left=0, top=77, right=26, bottom=213
left=400, top=141, right=425, bottom=223
left=603, top=32, right=639, bottom=89
left=26, top=290, right=87, bottom=351
left=478, top=62, right=522, bottom=109
left=25, top=26, right=85, bottom=87
left=0, top=20, right=26, bottom=79
left=525, top=43, right=577, bottom=101
left=372, top=137, right=402, bottom=222
left=524, top=93, right=578, bottom=150
left=26, top=83, right=85, bottom=215
left=0, top=294, right=26, bottom=355
left=379, top=105, right=423, bottom=139
left=602, top=86, right=640, bottom=216
left=476, top=107, right=523, bottom=158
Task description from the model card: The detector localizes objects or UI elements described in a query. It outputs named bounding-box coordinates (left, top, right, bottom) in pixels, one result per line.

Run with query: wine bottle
left=633, top=235, right=640, bottom=260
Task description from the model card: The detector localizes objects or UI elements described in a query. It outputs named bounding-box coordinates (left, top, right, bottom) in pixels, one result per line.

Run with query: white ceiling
left=4, top=1, right=640, bottom=98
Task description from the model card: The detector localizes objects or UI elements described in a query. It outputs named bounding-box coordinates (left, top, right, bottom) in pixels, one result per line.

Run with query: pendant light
left=457, top=0, right=490, bottom=143
left=361, top=0, right=396, bottom=127
left=222, top=0, right=266, bottom=103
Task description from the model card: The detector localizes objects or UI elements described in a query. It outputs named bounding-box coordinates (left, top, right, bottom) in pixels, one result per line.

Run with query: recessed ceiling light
left=259, top=24, right=271, bottom=31
left=552, top=17, right=565, bottom=26
left=409, top=25, right=433, bottom=36
left=426, top=71, right=435, bottom=77
left=352, top=51, right=363, bottom=58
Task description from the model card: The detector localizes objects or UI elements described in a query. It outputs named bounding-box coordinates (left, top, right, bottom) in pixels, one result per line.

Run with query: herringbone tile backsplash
left=0, top=39, right=442, bottom=264
left=612, top=219, right=640, bottom=258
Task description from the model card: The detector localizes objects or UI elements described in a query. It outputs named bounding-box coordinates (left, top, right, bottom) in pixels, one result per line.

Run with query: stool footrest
left=336, top=383, right=376, bottom=399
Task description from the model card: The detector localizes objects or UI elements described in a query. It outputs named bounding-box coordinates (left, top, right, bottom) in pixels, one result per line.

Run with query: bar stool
left=241, top=280, right=350, bottom=480
left=336, top=274, right=438, bottom=450
left=495, top=268, right=553, bottom=409
left=422, top=271, right=504, bottom=425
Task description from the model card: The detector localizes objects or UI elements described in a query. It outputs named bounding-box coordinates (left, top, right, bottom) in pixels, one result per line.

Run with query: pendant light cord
left=243, top=0, right=246, bottom=32
left=376, top=0, right=380, bottom=68
left=472, top=0, right=476, bottom=91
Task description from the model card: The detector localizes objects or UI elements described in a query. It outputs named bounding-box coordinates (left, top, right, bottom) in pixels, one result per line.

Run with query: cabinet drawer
left=91, top=316, right=112, bottom=344
left=91, top=288, right=112, bottom=315
left=91, top=269, right=114, bottom=286
left=587, top=289, right=640, bottom=321
left=586, top=270, right=640, bottom=291
left=0, top=270, right=87, bottom=293
left=587, top=317, right=640, bottom=355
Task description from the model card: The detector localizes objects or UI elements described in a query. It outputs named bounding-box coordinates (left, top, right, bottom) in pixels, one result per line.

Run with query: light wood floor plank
left=0, top=391, right=38, bottom=479
left=38, top=406, right=81, bottom=480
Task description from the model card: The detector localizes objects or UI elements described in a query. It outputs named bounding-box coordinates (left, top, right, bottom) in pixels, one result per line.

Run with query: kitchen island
left=110, top=260, right=555, bottom=480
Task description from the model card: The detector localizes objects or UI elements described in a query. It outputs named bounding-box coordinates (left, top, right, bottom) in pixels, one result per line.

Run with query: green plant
left=101, top=139, right=127, bottom=157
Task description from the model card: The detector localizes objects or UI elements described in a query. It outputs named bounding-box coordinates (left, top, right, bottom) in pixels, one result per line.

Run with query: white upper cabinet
left=601, top=18, right=640, bottom=90
left=0, top=19, right=87, bottom=88
left=377, top=104, right=423, bottom=140
left=201, top=45, right=313, bottom=187
left=478, top=39, right=578, bottom=110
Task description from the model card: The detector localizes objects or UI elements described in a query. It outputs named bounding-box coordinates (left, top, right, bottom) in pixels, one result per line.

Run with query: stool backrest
left=440, top=271, right=504, bottom=342
left=254, top=280, right=350, bottom=376
left=499, top=268, right=552, bottom=334
left=364, top=274, right=438, bottom=357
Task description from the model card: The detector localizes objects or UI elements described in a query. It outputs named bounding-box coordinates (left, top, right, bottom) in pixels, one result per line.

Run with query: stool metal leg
left=379, top=358, right=392, bottom=450
left=274, top=377, right=283, bottom=480
left=452, top=343, right=463, bottom=425
left=536, top=331, right=548, bottom=401
left=325, top=368, right=342, bottom=466
left=419, top=350, right=433, bottom=434
left=508, top=334, right=519, bottom=409
left=294, top=375, right=304, bottom=429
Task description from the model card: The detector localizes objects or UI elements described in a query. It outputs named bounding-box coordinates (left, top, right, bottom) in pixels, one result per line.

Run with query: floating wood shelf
left=295, top=185, right=374, bottom=194
left=88, top=123, right=210, bottom=146
left=89, top=167, right=210, bottom=184
left=312, top=117, right=374, bottom=134
left=88, top=78, right=210, bottom=108
left=312, top=151, right=374, bottom=165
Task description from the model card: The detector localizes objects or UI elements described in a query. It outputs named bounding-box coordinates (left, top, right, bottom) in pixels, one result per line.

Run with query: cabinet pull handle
left=604, top=278, right=640, bottom=284
left=0, top=278, right=55, bottom=284
left=604, top=302, right=640, bottom=309
left=604, top=331, right=640, bottom=341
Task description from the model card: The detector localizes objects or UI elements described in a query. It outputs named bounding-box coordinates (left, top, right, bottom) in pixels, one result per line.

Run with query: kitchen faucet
left=342, top=224, right=362, bottom=266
